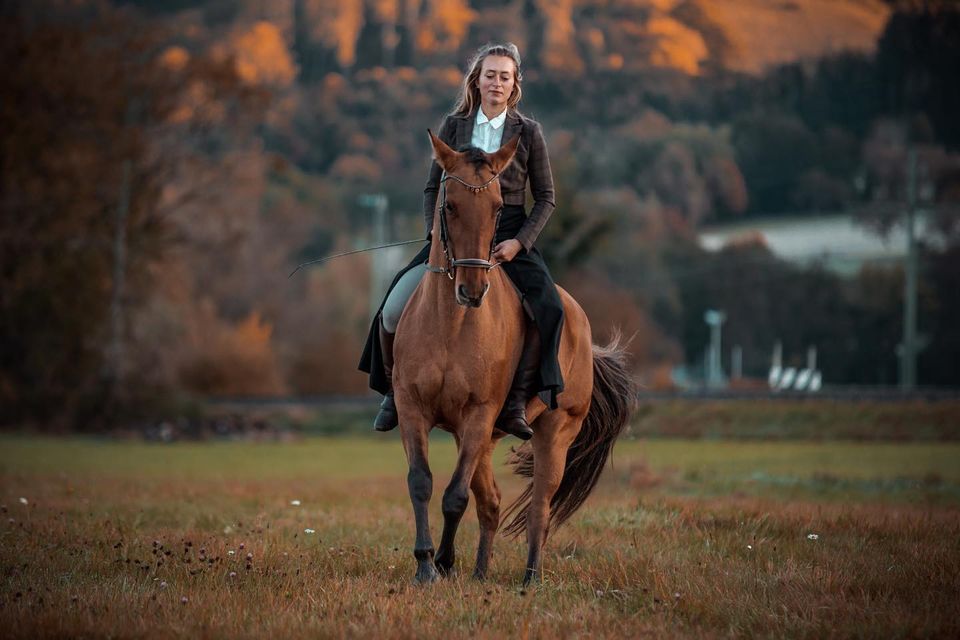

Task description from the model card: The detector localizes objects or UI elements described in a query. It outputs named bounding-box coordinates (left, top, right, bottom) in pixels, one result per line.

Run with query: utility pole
left=731, top=345, right=742, bottom=380
left=900, top=148, right=918, bottom=390
left=704, top=310, right=726, bottom=389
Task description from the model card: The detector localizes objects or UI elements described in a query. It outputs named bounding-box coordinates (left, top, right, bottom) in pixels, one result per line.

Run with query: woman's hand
left=492, top=239, right=523, bottom=263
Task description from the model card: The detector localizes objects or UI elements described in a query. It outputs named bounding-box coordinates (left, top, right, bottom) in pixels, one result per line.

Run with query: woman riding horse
left=365, top=123, right=630, bottom=586
left=359, top=42, right=564, bottom=440
left=356, top=43, right=633, bottom=585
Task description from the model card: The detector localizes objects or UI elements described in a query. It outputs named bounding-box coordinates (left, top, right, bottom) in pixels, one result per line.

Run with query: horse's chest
left=406, top=347, right=510, bottom=410
left=395, top=292, right=521, bottom=417
left=414, top=359, right=492, bottom=398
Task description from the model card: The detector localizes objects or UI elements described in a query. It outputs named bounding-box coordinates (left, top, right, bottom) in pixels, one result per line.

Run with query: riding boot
left=373, top=322, right=399, bottom=432
left=495, top=324, right=540, bottom=440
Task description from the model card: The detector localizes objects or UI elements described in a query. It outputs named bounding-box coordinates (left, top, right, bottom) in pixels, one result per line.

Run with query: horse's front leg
left=434, top=412, right=494, bottom=577
left=400, top=415, right=439, bottom=585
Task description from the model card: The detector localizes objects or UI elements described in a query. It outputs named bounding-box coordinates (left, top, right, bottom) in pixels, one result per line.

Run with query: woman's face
left=476, top=55, right=516, bottom=112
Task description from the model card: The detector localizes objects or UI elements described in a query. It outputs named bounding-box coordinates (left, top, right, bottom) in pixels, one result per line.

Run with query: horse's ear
left=489, top=134, right=520, bottom=174
left=428, top=129, right=458, bottom=172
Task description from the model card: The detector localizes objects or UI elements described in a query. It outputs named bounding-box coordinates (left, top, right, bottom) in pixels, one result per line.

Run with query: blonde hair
left=452, top=42, right=523, bottom=117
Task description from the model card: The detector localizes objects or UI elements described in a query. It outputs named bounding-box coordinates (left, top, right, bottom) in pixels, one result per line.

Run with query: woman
left=359, top=42, right=564, bottom=440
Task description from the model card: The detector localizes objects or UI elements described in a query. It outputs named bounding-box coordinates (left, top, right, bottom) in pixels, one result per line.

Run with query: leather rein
left=426, top=170, right=503, bottom=280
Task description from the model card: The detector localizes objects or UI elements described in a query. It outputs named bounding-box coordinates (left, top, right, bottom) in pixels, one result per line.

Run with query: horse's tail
left=500, top=334, right=634, bottom=538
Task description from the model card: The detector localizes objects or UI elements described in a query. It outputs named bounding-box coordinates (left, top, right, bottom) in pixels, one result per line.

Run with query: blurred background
left=2, top=0, right=958, bottom=434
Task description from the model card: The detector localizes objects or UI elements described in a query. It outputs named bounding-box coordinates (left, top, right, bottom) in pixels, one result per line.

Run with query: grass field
left=212, top=397, right=960, bottom=441
left=2, top=435, right=959, bottom=638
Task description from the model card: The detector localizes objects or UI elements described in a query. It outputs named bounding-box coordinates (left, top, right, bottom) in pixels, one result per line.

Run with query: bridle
left=426, top=170, right=503, bottom=280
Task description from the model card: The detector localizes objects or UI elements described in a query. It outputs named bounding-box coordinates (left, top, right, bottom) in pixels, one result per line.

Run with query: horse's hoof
left=522, top=567, right=541, bottom=587
left=413, top=562, right=439, bottom=585
left=471, top=569, right=487, bottom=581
left=434, top=552, right=455, bottom=577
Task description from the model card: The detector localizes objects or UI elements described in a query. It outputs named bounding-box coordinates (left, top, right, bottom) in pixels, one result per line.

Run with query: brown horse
left=392, top=131, right=633, bottom=585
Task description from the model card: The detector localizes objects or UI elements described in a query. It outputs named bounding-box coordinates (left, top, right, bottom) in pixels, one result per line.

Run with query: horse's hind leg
left=523, top=412, right=580, bottom=586
left=400, top=416, right=439, bottom=584
left=434, top=419, right=492, bottom=577
left=470, top=441, right=501, bottom=580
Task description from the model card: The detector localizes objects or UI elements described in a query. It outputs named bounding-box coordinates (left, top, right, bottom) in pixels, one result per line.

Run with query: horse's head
left=428, top=130, right=520, bottom=307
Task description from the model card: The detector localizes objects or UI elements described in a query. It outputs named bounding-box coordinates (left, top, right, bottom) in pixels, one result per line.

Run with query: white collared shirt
left=472, top=107, right=507, bottom=153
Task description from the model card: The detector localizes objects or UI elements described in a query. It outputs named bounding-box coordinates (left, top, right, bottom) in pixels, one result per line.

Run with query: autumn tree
left=0, top=4, right=267, bottom=428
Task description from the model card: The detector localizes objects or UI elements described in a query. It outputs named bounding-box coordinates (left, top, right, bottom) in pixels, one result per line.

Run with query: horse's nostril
left=457, top=284, right=468, bottom=298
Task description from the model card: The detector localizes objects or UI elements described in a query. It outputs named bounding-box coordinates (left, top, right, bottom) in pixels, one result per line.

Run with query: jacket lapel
left=457, top=114, right=473, bottom=149
left=501, top=111, right=523, bottom=147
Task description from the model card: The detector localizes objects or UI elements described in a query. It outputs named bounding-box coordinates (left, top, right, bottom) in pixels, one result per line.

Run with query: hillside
left=688, top=0, right=890, bottom=74
left=134, top=0, right=890, bottom=78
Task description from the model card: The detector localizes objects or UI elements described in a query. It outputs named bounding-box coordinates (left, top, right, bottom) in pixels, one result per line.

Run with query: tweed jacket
left=423, top=109, right=556, bottom=252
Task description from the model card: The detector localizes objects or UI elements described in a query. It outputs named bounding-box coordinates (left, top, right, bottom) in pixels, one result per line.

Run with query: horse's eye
left=445, top=202, right=455, bottom=213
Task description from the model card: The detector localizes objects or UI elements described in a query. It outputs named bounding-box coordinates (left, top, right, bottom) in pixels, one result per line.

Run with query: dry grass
left=2, top=436, right=959, bottom=638
left=628, top=399, right=960, bottom=441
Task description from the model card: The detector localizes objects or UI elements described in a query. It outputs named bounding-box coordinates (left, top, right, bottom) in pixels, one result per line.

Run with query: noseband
left=426, top=171, right=503, bottom=280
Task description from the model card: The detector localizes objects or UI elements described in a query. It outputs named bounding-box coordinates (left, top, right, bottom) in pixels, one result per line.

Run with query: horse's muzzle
left=456, top=283, right=490, bottom=308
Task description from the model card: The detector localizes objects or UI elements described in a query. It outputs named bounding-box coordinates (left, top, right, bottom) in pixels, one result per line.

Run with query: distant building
left=698, top=212, right=938, bottom=275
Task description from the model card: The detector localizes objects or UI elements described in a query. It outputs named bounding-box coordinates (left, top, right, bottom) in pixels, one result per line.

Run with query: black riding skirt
left=358, top=205, right=565, bottom=408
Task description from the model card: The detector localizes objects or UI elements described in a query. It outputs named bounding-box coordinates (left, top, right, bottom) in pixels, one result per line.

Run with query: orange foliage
left=417, top=0, right=476, bottom=53
left=606, top=53, right=624, bottom=71
left=228, top=21, right=297, bottom=87
left=158, top=46, right=189, bottom=73
left=536, top=0, right=584, bottom=73
left=695, top=0, right=889, bottom=75
left=373, top=0, right=399, bottom=23
left=303, top=0, right=364, bottom=67
left=178, top=305, right=287, bottom=397
left=646, top=16, right=708, bottom=75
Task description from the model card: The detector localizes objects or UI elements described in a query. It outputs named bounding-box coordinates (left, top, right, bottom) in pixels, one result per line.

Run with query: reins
left=288, top=238, right=425, bottom=278
left=426, top=170, right=504, bottom=280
